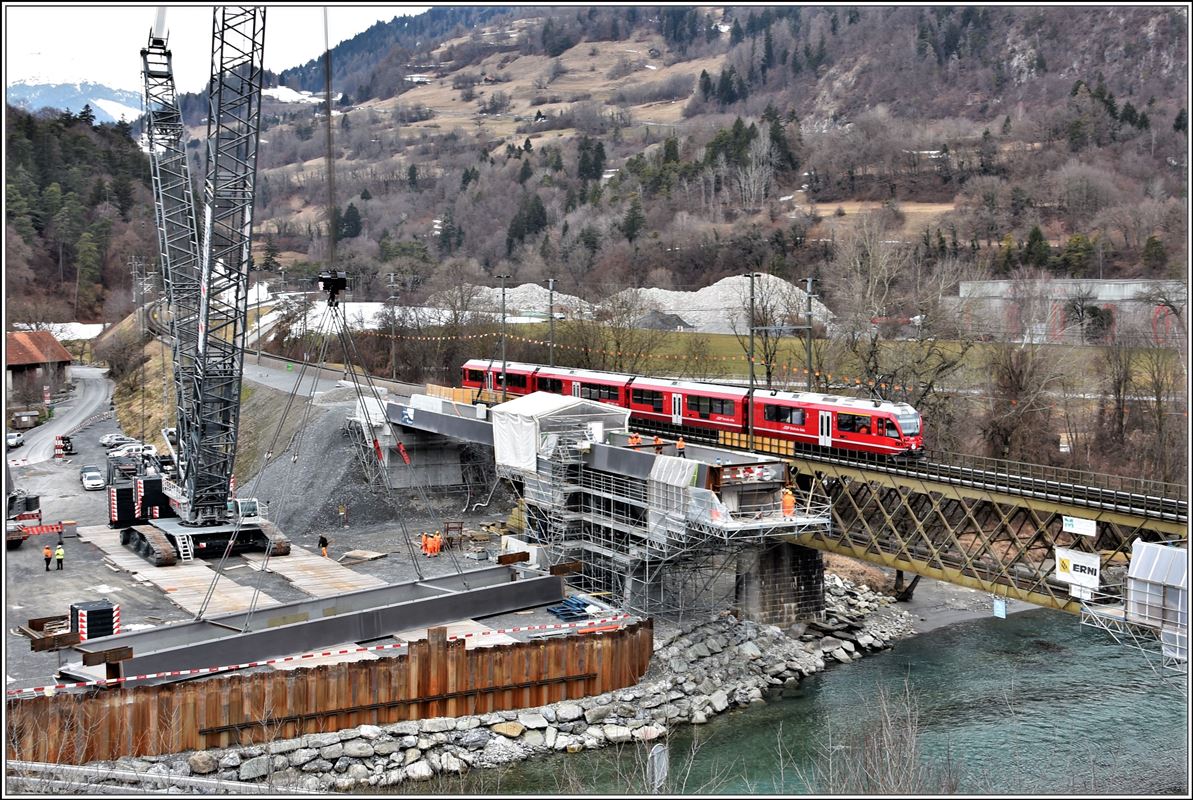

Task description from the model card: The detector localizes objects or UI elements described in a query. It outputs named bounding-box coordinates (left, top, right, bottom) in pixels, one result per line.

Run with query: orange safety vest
left=782, top=491, right=795, bottom=516
left=420, top=533, right=428, bottom=553
left=676, top=438, right=685, bottom=451
left=653, top=436, right=663, bottom=449
left=43, top=545, right=52, bottom=558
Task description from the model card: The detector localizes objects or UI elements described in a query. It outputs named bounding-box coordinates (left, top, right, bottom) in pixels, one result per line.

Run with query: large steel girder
left=787, top=463, right=1185, bottom=613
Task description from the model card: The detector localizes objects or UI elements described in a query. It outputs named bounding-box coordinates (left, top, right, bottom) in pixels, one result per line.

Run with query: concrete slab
left=76, top=525, right=281, bottom=616
left=241, top=545, right=387, bottom=596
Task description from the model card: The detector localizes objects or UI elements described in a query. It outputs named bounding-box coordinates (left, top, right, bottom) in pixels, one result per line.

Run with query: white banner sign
left=1062, top=516, right=1097, bottom=537
left=1055, top=547, right=1100, bottom=590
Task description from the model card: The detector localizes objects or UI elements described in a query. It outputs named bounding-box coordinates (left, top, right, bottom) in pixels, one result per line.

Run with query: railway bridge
left=387, top=388, right=1185, bottom=624
left=715, top=431, right=1186, bottom=613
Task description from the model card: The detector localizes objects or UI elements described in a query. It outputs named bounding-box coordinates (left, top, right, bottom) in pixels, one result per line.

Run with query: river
left=413, top=608, right=1188, bottom=795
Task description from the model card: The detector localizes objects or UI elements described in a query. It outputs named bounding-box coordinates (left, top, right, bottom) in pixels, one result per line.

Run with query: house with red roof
left=6, top=330, right=73, bottom=402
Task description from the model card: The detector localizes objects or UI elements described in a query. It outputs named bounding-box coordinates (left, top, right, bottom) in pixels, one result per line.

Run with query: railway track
left=630, top=418, right=1187, bottom=523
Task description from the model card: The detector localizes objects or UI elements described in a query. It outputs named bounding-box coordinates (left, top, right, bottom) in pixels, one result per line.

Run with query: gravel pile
left=445, top=275, right=833, bottom=335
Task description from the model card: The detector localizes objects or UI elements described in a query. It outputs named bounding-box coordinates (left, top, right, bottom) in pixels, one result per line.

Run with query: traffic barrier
left=5, top=614, right=633, bottom=697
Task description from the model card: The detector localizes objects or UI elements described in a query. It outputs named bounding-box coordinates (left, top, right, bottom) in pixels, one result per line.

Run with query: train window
left=837, top=413, right=871, bottom=434
left=688, top=396, right=734, bottom=416
left=538, top=377, right=563, bottom=393
left=497, top=373, right=527, bottom=389
left=465, top=369, right=485, bottom=383
left=764, top=405, right=806, bottom=424
left=581, top=383, right=618, bottom=401
left=631, top=388, right=664, bottom=412
left=897, top=414, right=920, bottom=436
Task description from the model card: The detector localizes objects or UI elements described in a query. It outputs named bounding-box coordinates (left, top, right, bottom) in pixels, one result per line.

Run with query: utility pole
left=804, top=276, right=817, bottom=391
left=547, top=276, right=556, bottom=367
left=497, top=274, right=511, bottom=401
left=747, top=272, right=760, bottom=452
left=386, top=272, right=399, bottom=380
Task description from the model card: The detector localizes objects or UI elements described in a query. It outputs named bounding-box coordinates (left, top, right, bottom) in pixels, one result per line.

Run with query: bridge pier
left=735, top=541, right=825, bottom=625
left=386, top=430, right=464, bottom=488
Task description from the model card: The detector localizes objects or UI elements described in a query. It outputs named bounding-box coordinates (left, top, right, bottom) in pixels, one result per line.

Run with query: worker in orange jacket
left=781, top=487, right=796, bottom=518
left=43, top=543, right=53, bottom=571
left=628, top=432, right=642, bottom=450
left=675, top=436, right=686, bottom=458
left=653, top=435, right=664, bottom=455
left=420, top=532, right=429, bottom=557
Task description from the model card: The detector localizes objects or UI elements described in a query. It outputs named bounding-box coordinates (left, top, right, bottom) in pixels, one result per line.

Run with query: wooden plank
left=497, top=551, right=530, bottom=565
left=549, top=561, right=581, bottom=575
left=242, top=545, right=386, bottom=596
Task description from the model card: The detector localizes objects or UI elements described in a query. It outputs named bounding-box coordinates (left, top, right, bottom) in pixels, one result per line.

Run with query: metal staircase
left=175, top=533, right=195, bottom=562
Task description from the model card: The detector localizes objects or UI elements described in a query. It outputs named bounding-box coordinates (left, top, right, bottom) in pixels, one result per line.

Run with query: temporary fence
left=6, top=620, right=653, bottom=764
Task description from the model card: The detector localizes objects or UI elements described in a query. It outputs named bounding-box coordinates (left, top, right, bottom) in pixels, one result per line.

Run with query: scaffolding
left=1079, top=539, right=1187, bottom=679
left=493, top=399, right=832, bottom=622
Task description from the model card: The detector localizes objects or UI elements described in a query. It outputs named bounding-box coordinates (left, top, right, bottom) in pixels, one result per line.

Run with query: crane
left=119, top=6, right=288, bottom=565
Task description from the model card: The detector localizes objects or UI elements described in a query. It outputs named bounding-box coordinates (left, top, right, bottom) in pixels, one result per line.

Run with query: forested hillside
left=5, top=106, right=156, bottom=323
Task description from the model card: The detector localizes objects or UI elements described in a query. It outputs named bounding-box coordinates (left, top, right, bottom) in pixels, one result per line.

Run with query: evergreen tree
left=662, top=137, right=680, bottom=164
left=1024, top=225, right=1050, bottom=267
left=112, top=176, right=135, bottom=221
left=699, top=69, right=713, bottom=101
left=716, top=68, right=738, bottom=106
left=518, top=158, right=534, bottom=184
left=1174, top=108, right=1188, bottom=134
left=730, top=18, right=744, bottom=45
left=407, top=164, right=419, bottom=190
left=339, top=203, right=362, bottom=239
left=523, top=137, right=533, bottom=153
left=620, top=196, right=646, bottom=243
left=1119, top=102, right=1139, bottom=128
left=262, top=238, right=281, bottom=271
left=1142, top=236, right=1167, bottom=271
left=78, top=104, right=96, bottom=126
left=762, top=28, right=775, bottom=73
left=361, top=187, right=372, bottom=200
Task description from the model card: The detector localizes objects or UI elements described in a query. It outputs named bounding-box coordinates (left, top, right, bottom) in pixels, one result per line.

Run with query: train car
left=531, top=365, right=635, bottom=408
left=627, top=376, right=750, bottom=433
left=460, top=359, right=540, bottom=397
left=750, top=389, right=923, bottom=458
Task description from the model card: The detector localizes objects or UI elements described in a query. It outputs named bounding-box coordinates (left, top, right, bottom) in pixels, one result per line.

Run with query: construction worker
left=43, top=543, right=53, bottom=572
left=781, top=487, right=796, bottom=518
left=54, top=543, right=65, bottom=570
left=421, top=532, right=429, bottom=557
left=318, top=534, right=329, bottom=558
left=338, top=503, right=348, bottom=528
left=653, top=435, right=664, bottom=455
left=629, top=432, right=642, bottom=450
left=431, top=531, right=442, bottom=557
left=675, top=436, right=686, bottom=458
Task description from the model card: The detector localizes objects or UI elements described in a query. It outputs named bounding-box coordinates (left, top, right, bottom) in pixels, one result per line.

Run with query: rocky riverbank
left=47, top=575, right=914, bottom=794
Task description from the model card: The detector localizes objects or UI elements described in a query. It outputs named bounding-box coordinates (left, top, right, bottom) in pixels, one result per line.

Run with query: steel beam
left=67, top=566, right=562, bottom=683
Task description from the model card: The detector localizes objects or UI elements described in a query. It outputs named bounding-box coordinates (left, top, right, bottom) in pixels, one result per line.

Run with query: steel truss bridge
left=710, top=429, right=1186, bottom=613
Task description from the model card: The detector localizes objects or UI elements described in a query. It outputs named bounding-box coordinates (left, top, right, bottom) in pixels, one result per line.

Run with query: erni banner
left=1054, top=547, right=1100, bottom=590
left=1062, top=515, right=1097, bottom=537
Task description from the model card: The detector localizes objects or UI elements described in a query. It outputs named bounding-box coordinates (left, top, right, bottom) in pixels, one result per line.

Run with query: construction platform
left=76, top=525, right=281, bottom=616
left=241, top=545, right=386, bottom=596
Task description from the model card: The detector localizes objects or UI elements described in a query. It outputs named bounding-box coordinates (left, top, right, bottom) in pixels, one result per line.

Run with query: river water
left=422, top=608, right=1188, bottom=795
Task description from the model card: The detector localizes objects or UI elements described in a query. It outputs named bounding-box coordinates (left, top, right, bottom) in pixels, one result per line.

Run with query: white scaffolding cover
left=491, top=392, right=629, bottom=472
left=1126, top=539, right=1187, bottom=661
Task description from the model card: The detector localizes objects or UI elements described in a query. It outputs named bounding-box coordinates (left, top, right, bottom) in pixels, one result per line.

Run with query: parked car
left=6, top=431, right=24, bottom=449
left=79, top=465, right=105, bottom=491
left=100, top=433, right=138, bottom=448
left=107, top=443, right=157, bottom=460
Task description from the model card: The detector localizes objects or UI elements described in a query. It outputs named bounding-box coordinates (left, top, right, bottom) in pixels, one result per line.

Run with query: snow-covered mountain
left=5, top=80, right=142, bottom=124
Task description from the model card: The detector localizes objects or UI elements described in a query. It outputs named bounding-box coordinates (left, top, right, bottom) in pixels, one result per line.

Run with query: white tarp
left=649, top=455, right=700, bottom=487
left=491, top=392, right=628, bottom=472
left=1126, top=540, right=1187, bottom=663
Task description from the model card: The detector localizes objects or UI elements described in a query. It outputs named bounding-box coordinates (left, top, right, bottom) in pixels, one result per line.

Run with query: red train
left=461, top=359, right=924, bottom=458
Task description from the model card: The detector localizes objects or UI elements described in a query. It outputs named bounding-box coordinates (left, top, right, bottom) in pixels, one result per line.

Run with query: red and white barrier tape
left=6, top=614, right=632, bottom=697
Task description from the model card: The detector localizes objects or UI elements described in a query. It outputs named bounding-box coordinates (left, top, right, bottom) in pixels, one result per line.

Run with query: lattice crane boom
left=140, top=16, right=201, bottom=488
left=182, top=6, right=267, bottom=525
